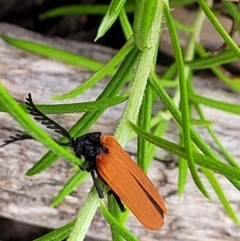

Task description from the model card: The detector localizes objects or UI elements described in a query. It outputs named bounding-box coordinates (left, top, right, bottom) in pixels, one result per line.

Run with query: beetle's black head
left=72, top=132, right=106, bottom=159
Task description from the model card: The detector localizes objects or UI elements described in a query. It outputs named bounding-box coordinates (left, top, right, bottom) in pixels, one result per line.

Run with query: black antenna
left=25, top=93, right=73, bottom=146
left=0, top=132, right=33, bottom=147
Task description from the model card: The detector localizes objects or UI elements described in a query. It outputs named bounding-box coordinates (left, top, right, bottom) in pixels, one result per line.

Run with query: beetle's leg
left=91, top=170, right=104, bottom=198
left=108, top=190, right=126, bottom=212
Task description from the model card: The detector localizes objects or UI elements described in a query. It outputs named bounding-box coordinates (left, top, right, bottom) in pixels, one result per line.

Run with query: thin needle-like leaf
left=164, top=4, right=210, bottom=199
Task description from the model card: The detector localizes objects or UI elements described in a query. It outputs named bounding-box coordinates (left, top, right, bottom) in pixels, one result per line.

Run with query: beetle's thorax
left=73, top=132, right=107, bottom=160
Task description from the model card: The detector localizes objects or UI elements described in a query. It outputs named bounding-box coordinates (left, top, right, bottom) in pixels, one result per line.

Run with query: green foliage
left=1, top=0, right=240, bottom=240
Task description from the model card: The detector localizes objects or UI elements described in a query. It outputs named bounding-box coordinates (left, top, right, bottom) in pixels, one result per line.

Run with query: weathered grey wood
left=0, top=23, right=240, bottom=240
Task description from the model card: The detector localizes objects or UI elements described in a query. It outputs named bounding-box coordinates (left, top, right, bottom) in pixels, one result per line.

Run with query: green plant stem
left=110, top=2, right=166, bottom=240
left=67, top=187, right=99, bottom=241
left=115, top=0, right=166, bottom=147
left=115, top=46, right=157, bottom=145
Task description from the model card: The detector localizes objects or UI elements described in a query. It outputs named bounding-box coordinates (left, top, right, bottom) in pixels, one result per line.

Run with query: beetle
left=1, top=93, right=167, bottom=230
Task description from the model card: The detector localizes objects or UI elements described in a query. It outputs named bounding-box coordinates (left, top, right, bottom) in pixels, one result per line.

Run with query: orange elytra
left=96, top=135, right=167, bottom=230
